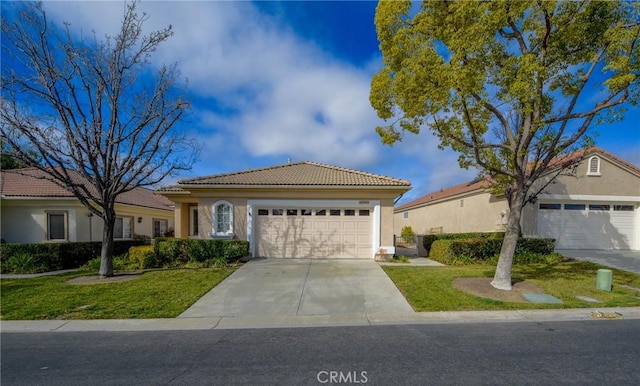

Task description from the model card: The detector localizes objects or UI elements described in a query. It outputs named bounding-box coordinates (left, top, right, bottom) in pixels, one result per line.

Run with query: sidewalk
left=2, top=307, right=639, bottom=332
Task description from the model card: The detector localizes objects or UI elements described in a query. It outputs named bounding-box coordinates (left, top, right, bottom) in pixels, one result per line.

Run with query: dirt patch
left=453, top=277, right=546, bottom=303
left=66, top=273, right=142, bottom=285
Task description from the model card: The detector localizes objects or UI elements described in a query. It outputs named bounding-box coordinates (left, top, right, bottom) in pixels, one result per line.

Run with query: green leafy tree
left=371, top=1, right=639, bottom=289
left=1, top=2, right=200, bottom=277
left=400, top=225, right=416, bottom=245
left=1, top=139, right=40, bottom=169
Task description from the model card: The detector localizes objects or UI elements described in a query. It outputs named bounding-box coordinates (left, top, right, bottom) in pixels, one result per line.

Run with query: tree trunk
left=491, top=188, right=526, bottom=290
left=99, top=213, right=116, bottom=278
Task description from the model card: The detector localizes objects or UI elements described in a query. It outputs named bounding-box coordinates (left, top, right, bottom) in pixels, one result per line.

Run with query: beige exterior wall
left=396, top=153, right=639, bottom=239
left=0, top=198, right=173, bottom=243
left=533, top=156, right=640, bottom=197
left=394, top=191, right=508, bottom=236
left=522, top=155, right=640, bottom=236
left=380, top=198, right=396, bottom=246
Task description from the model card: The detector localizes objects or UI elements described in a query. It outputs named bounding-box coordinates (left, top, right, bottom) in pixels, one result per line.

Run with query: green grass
left=387, top=255, right=411, bottom=263
left=0, top=267, right=236, bottom=320
left=383, top=261, right=640, bottom=312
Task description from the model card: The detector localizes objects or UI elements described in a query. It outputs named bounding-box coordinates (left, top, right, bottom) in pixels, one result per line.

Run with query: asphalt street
left=2, top=320, right=639, bottom=385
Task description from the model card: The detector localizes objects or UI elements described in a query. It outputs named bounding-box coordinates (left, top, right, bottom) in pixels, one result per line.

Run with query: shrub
left=429, top=237, right=556, bottom=265
left=429, top=239, right=455, bottom=264
left=0, top=239, right=150, bottom=274
left=128, top=245, right=157, bottom=269
left=5, top=252, right=48, bottom=274
left=79, top=255, right=130, bottom=273
left=421, top=235, right=438, bottom=256
left=514, top=238, right=555, bottom=255
left=400, top=226, right=416, bottom=244
left=153, top=238, right=250, bottom=267
left=220, top=239, right=250, bottom=260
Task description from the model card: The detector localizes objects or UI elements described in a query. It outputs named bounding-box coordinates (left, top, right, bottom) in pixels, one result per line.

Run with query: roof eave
left=176, top=184, right=410, bottom=190
left=394, top=187, right=494, bottom=212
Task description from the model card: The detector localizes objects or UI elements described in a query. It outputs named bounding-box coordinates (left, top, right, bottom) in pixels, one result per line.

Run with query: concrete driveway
left=557, top=250, right=640, bottom=274
left=179, top=259, right=413, bottom=318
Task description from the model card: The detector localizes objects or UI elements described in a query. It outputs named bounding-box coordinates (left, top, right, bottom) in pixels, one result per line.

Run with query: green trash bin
left=596, top=269, right=612, bottom=292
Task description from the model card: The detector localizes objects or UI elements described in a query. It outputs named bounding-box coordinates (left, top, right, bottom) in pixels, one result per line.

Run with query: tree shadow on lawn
left=512, top=261, right=640, bottom=283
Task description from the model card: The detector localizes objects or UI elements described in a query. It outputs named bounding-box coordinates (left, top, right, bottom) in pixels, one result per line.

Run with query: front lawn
left=383, top=261, right=640, bottom=311
left=0, top=267, right=236, bottom=320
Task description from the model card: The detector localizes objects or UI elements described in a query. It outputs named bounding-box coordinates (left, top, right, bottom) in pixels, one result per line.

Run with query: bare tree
left=1, top=1, right=200, bottom=277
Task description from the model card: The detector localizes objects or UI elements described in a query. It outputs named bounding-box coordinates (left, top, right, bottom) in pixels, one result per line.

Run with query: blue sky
left=4, top=1, right=639, bottom=204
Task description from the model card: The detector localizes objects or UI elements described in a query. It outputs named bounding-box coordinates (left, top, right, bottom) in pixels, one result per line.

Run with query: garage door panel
left=538, top=202, right=636, bottom=250
left=343, top=221, right=356, bottom=230
left=256, top=207, right=373, bottom=258
left=328, top=221, right=342, bottom=229
left=314, top=222, right=327, bottom=230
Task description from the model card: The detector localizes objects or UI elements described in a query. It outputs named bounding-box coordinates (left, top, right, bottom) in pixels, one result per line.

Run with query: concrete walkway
left=179, top=258, right=413, bottom=318
left=0, top=268, right=78, bottom=279
left=3, top=308, right=639, bottom=332
left=557, top=250, right=640, bottom=274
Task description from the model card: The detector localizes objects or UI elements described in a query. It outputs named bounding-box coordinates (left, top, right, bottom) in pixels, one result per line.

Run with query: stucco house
left=395, top=148, right=640, bottom=250
left=157, top=161, right=411, bottom=259
left=0, top=168, right=175, bottom=243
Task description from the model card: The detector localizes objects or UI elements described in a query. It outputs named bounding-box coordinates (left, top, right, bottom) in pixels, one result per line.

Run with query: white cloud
left=37, top=1, right=477, bottom=194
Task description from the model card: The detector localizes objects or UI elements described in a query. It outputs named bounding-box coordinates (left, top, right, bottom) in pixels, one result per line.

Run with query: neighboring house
left=395, top=148, right=640, bottom=250
left=157, top=161, right=411, bottom=259
left=0, top=168, right=174, bottom=243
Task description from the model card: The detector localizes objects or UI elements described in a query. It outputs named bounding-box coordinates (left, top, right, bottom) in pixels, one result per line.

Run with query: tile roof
left=395, top=178, right=491, bottom=212
left=395, top=147, right=640, bottom=212
left=1, top=168, right=173, bottom=211
left=166, top=161, right=411, bottom=188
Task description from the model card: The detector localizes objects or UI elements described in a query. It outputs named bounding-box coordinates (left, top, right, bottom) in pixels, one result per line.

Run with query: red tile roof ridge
left=395, top=178, right=491, bottom=211
left=176, top=160, right=411, bottom=186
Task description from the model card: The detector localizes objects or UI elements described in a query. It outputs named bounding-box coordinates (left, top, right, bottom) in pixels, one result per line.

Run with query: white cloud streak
left=39, top=0, right=476, bottom=196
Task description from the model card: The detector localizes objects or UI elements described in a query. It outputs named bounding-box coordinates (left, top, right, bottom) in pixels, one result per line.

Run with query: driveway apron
left=557, top=250, right=640, bottom=274
left=179, top=259, right=413, bottom=318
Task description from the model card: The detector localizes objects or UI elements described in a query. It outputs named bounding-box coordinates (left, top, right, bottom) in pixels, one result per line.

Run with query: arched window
left=212, top=201, right=233, bottom=237
left=587, top=156, right=601, bottom=176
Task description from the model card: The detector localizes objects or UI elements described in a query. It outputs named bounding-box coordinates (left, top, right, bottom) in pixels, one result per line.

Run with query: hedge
left=428, top=237, right=556, bottom=265
left=154, top=238, right=250, bottom=266
left=0, top=240, right=149, bottom=273
left=422, top=232, right=529, bottom=256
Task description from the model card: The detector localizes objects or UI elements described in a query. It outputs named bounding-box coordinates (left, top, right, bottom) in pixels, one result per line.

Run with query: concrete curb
left=2, top=307, right=638, bottom=333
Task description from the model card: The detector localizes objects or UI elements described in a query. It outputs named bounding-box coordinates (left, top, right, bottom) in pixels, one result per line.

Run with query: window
left=330, top=209, right=341, bottom=216
left=46, top=211, right=67, bottom=240
left=564, top=204, right=586, bottom=211
left=153, top=219, right=168, bottom=238
left=301, top=209, right=312, bottom=216
left=286, top=209, right=298, bottom=216
left=189, top=206, right=199, bottom=236
left=344, top=209, right=355, bottom=216
left=587, top=156, right=601, bottom=176
left=614, top=205, right=634, bottom=211
left=272, top=209, right=283, bottom=216
left=315, top=209, right=326, bottom=216
left=539, top=203, right=561, bottom=210
left=589, top=204, right=611, bottom=211
left=403, top=211, right=408, bottom=219
left=213, top=201, right=233, bottom=236
left=115, top=216, right=133, bottom=239
left=258, top=209, right=269, bottom=216
left=460, top=199, right=464, bottom=208
left=359, top=210, right=370, bottom=216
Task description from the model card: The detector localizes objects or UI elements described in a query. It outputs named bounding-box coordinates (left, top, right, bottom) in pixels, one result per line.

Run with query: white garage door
left=538, top=202, right=637, bottom=250
left=255, top=208, right=372, bottom=258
